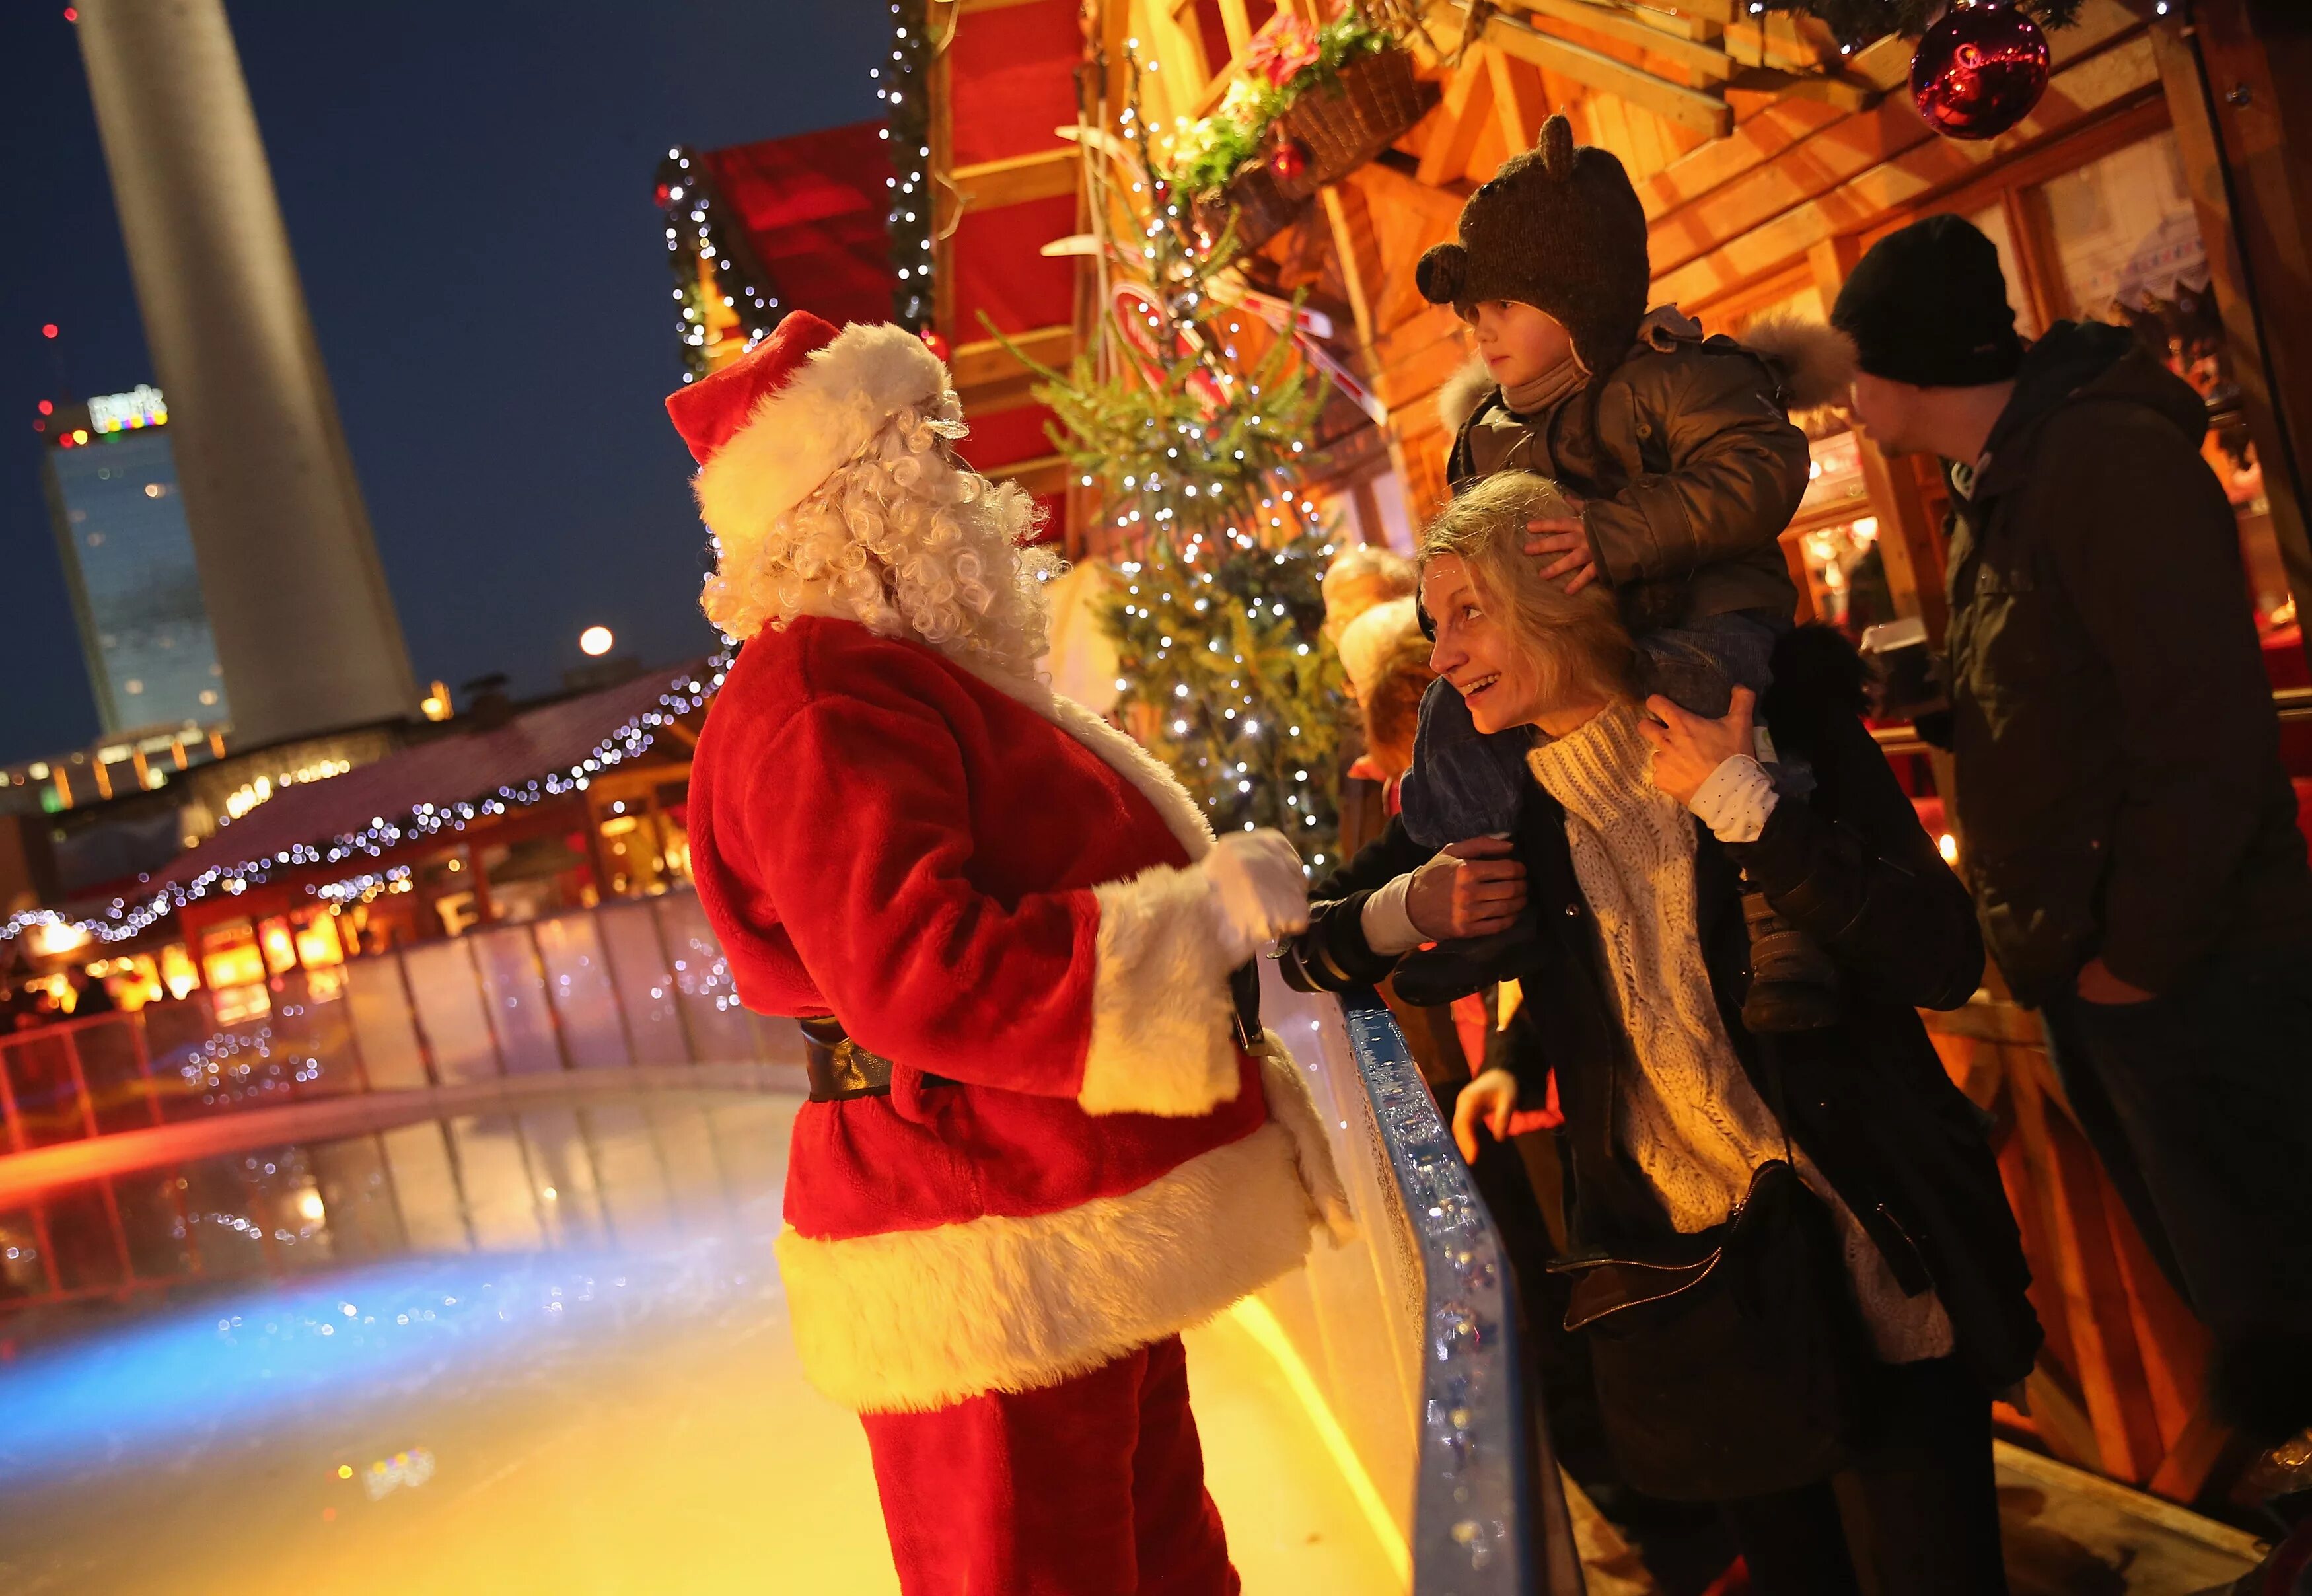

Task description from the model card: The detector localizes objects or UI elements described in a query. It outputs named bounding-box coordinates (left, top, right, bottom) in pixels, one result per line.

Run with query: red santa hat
left=665, top=312, right=951, bottom=548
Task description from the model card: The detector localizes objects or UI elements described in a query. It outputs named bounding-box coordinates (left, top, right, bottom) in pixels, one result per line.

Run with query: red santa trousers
left=857, top=1334, right=1239, bottom=1596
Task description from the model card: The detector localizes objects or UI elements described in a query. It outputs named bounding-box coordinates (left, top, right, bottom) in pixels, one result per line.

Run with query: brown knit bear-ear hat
left=1415, top=113, right=1651, bottom=375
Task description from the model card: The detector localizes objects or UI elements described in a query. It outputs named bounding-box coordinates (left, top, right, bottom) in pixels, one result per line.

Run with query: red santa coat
left=688, top=613, right=1338, bottom=1414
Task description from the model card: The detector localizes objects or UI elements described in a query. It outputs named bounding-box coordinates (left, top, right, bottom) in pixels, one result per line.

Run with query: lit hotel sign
left=88, top=384, right=168, bottom=433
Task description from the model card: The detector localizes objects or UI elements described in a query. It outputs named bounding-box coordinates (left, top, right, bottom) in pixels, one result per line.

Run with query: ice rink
left=0, top=1091, right=1400, bottom=1595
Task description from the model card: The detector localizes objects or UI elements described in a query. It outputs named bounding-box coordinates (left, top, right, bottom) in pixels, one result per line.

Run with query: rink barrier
left=1340, top=990, right=1535, bottom=1595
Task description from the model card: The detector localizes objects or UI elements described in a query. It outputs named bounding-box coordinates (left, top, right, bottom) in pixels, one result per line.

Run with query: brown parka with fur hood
left=1441, top=308, right=1853, bottom=628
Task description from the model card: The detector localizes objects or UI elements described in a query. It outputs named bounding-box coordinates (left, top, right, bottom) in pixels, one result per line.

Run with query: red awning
left=698, top=122, right=896, bottom=330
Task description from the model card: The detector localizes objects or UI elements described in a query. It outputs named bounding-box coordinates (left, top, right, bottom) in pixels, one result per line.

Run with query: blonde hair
left=1418, top=472, right=1636, bottom=711
left=702, top=392, right=1059, bottom=679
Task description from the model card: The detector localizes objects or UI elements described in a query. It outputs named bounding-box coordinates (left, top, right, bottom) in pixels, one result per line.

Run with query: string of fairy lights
left=656, top=149, right=784, bottom=384
left=881, top=0, right=933, bottom=332
left=0, top=658, right=729, bottom=950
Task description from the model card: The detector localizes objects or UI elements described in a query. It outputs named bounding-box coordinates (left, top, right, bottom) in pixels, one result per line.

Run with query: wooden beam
left=1624, top=5, right=1724, bottom=44
left=1651, top=34, right=2161, bottom=305
left=985, top=453, right=1071, bottom=495
left=1636, top=98, right=1845, bottom=222
left=1416, top=53, right=1498, bottom=185
left=949, top=146, right=1079, bottom=211
left=1481, top=11, right=1732, bottom=136
left=1722, top=63, right=1879, bottom=111
left=1650, top=3, right=2144, bottom=272
left=1498, top=0, right=1733, bottom=79
left=1486, top=48, right=1552, bottom=156
left=2162, top=1, right=2312, bottom=675
left=949, top=323, right=1075, bottom=390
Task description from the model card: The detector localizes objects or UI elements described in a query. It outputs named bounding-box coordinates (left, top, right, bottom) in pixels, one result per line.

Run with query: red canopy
left=698, top=122, right=895, bottom=330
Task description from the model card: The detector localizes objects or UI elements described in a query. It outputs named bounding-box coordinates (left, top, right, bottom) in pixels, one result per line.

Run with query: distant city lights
left=579, top=626, right=615, bottom=657
left=89, top=384, right=168, bottom=433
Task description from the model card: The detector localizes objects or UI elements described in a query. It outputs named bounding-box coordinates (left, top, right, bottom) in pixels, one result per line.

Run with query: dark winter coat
left=1280, top=628, right=2043, bottom=1393
left=1443, top=308, right=1822, bottom=628
left=1937, top=320, right=2312, bottom=1003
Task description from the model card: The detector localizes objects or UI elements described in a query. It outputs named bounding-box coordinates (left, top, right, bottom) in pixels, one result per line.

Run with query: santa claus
left=667, top=312, right=1350, bottom=1595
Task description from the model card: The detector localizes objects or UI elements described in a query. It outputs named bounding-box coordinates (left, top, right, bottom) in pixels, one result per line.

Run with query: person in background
left=1321, top=543, right=1418, bottom=653
left=1326, top=546, right=1420, bottom=859
left=1833, top=213, right=2312, bottom=1446
left=1337, top=598, right=1422, bottom=793
left=66, top=967, right=115, bottom=1018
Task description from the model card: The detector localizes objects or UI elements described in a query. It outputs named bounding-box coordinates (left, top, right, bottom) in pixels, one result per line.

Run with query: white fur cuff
left=1077, top=863, right=1243, bottom=1117
left=776, top=1120, right=1316, bottom=1413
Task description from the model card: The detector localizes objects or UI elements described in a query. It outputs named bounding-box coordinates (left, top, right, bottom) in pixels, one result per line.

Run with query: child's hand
left=1640, top=686, right=1756, bottom=807
left=1523, top=497, right=1595, bottom=594
left=1452, top=1068, right=1520, bottom=1163
left=1405, top=836, right=1527, bottom=941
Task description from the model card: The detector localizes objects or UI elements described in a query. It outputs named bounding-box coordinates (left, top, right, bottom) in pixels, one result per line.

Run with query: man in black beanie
left=1835, top=213, right=2312, bottom=1444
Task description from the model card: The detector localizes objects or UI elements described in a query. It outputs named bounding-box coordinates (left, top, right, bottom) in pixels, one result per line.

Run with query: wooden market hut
left=894, top=0, right=2312, bottom=1519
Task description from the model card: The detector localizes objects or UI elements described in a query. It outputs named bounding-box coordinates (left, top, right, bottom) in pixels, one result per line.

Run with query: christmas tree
left=1011, top=61, right=1351, bottom=869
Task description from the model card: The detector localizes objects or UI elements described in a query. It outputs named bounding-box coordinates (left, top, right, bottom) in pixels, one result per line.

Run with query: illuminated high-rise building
left=39, top=386, right=230, bottom=737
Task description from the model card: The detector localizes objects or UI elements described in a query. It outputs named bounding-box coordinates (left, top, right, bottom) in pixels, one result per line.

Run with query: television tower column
left=75, top=0, right=418, bottom=747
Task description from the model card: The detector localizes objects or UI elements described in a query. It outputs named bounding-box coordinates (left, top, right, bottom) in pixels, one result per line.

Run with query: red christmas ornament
left=1269, top=141, right=1310, bottom=183
left=919, top=327, right=952, bottom=363
left=1910, top=1, right=2050, bottom=141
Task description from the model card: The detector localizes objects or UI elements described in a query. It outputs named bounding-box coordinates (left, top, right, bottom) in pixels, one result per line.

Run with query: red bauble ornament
left=920, top=328, right=952, bottom=362
left=1910, top=1, right=2050, bottom=141
left=1269, top=141, right=1310, bottom=182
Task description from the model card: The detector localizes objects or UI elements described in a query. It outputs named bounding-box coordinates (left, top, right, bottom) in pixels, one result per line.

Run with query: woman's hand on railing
left=1451, top=1068, right=1520, bottom=1163
left=1406, top=838, right=1527, bottom=941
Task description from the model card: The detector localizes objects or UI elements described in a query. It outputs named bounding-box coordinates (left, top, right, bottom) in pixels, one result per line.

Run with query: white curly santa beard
left=704, top=424, right=1057, bottom=679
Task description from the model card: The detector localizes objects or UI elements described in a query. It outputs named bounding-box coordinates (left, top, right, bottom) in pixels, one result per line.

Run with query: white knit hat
left=1336, top=596, right=1420, bottom=702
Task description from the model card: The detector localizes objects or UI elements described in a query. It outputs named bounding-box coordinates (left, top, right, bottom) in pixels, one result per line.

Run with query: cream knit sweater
left=1527, top=702, right=1953, bottom=1364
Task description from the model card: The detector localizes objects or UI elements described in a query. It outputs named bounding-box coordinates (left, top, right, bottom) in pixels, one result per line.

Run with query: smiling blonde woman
left=1279, top=475, right=2040, bottom=1596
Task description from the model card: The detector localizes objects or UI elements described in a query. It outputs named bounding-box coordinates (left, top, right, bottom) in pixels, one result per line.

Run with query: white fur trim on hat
left=694, top=322, right=949, bottom=552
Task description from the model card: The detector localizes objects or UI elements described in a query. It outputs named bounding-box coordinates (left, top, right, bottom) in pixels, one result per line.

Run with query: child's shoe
left=1739, top=888, right=1840, bottom=1033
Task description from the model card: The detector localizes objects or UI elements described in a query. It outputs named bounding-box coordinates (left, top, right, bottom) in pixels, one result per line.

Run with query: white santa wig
left=691, top=324, right=1058, bottom=679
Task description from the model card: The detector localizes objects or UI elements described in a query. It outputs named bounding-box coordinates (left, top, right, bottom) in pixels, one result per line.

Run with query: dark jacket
left=1939, top=320, right=2312, bottom=1003
left=1445, top=308, right=1810, bottom=627
left=1281, top=629, right=2042, bottom=1393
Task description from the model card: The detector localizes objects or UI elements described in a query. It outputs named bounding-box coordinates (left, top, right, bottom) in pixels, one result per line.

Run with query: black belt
left=798, top=965, right=1264, bottom=1104
left=799, top=1017, right=897, bottom=1101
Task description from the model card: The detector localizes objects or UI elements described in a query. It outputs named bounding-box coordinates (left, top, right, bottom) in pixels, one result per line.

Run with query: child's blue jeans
left=1400, top=610, right=1788, bottom=850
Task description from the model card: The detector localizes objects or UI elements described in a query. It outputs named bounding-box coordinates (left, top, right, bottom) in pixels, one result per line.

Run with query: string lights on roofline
left=883, top=0, right=934, bottom=332
left=0, top=657, right=731, bottom=950
left=655, top=148, right=785, bottom=384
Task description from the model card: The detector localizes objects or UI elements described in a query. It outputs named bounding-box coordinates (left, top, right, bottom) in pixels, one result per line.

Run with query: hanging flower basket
left=1190, top=158, right=1311, bottom=259
left=1275, top=41, right=1431, bottom=188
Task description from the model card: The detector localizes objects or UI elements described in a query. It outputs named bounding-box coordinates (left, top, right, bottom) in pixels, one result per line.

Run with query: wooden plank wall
left=1222, top=0, right=2161, bottom=534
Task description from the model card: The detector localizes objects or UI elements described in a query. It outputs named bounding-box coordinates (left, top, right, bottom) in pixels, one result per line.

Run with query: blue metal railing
left=1338, top=989, right=1538, bottom=1595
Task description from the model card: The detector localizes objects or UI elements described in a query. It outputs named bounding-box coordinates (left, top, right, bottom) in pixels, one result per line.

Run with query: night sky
left=0, top=1, right=888, bottom=765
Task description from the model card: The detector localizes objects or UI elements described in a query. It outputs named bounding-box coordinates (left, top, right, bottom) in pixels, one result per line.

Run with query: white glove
left=1200, top=829, right=1310, bottom=963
